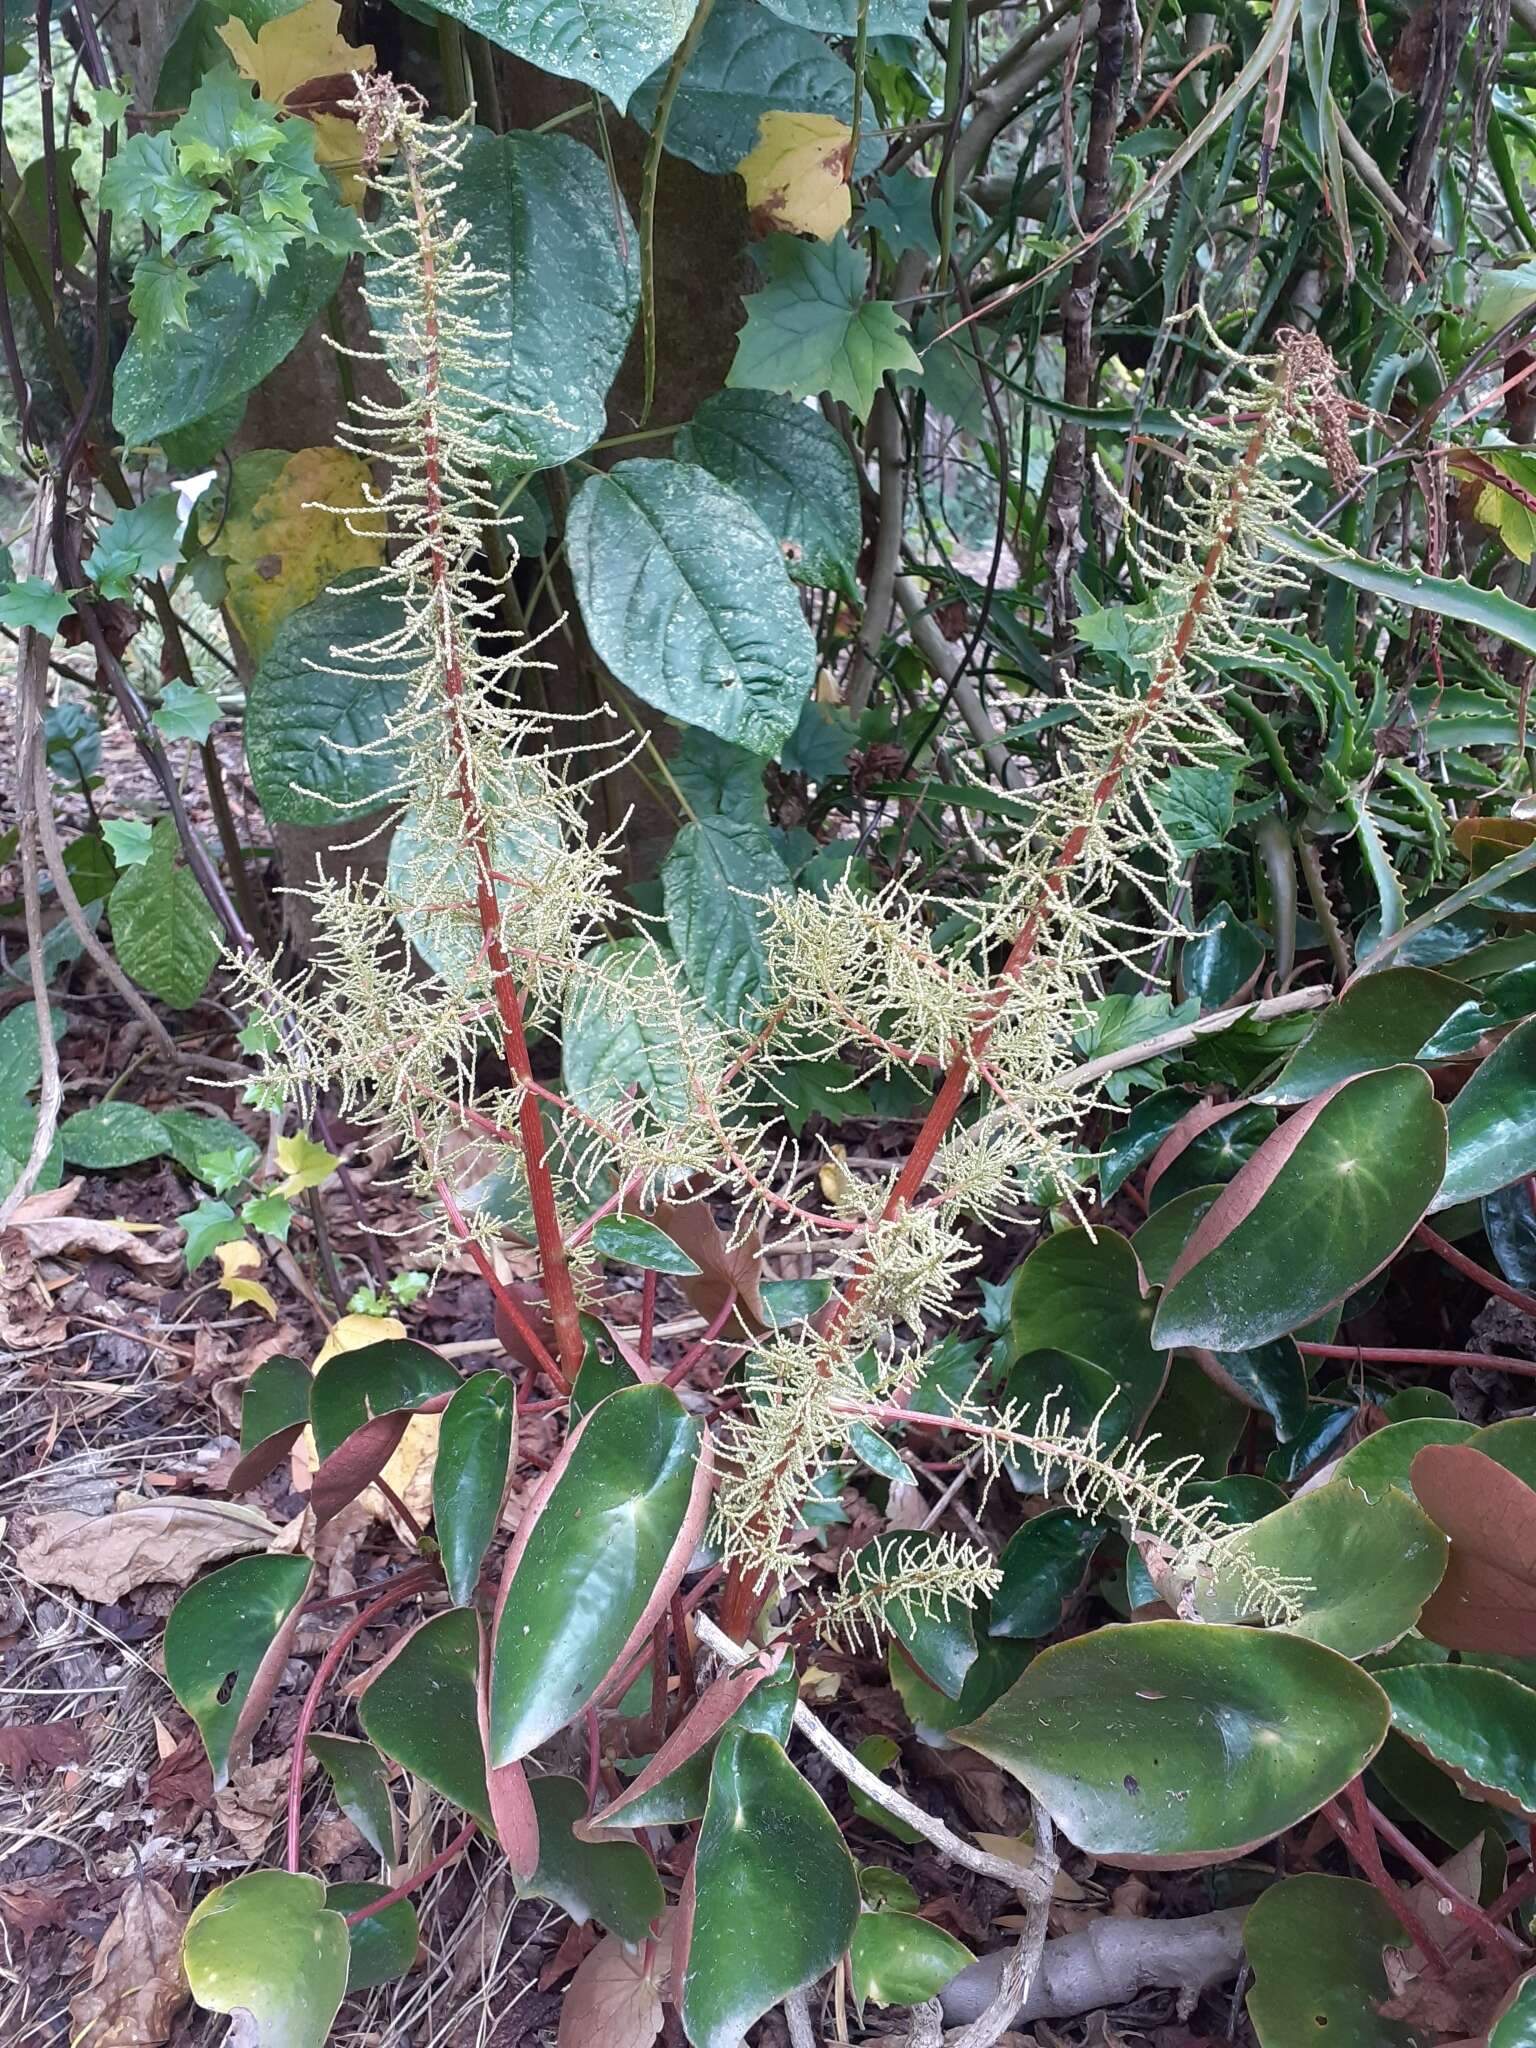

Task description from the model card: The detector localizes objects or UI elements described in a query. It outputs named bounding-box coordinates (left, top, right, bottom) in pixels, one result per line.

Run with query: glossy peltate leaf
left=164, top=1554, right=312, bottom=1788
left=520, top=1775, right=663, bottom=1939
left=326, top=1884, right=418, bottom=1991
left=1131, top=1184, right=1221, bottom=1288
left=309, top=1338, right=458, bottom=1524
left=1194, top=1337, right=1308, bottom=1440
left=989, top=1510, right=1103, bottom=1639
left=434, top=1371, right=515, bottom=1608
left=1413, top=1443, right=1536, bottom=1652
left=1002, top=1350, right=1136, bottom=1494
left=228, top=1353, right=312, bottom=1491
left=566, top=460, right=818, bottom=758
left=1180, top=903, right=1265, bottom=1007
left=309, top=1735, right=398, bottom=1863
left=1435, top=1015, right=1536, bottom=1207
left=1008, top=1227, right=1165, bottom=1415
left=1245, top=1873, right=1416, bottom=2048
left=1329, top=1419, right=1476, bottom=1500
left=590, top=1655, right=797, bottom=1830
left=675, top=390, right=862, bottom=595
left=1379, top=1662, right=1536, bottom=1817
left=1153, top=1068, right=1447, bottom=1351
left=357, top=1608, right=492, bottom=1826
left=956, top=1622, right=1389, bottom=1865
left=680, top=1729, right=860, bottom=2048
left=568, top=1342, right=642, bottom=1424
left=490, top=1384, right=709, bottom=1763
left=184, top=1870, right=348, bottom=2048
left=1259, top=968, right=1471, bottom=1104
left=850, top=1911, right=973, bottom=2009
left=1188, top=1482, right=1447, bottom=1657
left=591, top=1214, right=703, bottom=1275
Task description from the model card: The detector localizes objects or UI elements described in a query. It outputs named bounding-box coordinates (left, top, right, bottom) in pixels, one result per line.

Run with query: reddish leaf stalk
left=1364, top=1795, right=1525, bottom=1962
left=342, top=1819, right=478, bottom=1924
left=1322, top=1783, right=1447, bottom=1975
left=1299, top=1339, right=1536, bottom=1377
left=1415, top=1222, right=1536, bottom=1323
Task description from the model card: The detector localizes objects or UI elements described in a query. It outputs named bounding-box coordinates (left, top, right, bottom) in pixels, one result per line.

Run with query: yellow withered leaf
left=273, top=1128, right=343, bottom=1198
left=738, top=111, right=852, bottom=242
left=218, top=0, right=376, bottom=201
left=312, top=1311, right=407, bottom=1371
left=216, top=1240, right=278, bottom=1319
left=208, top=447, right=384, bottom=664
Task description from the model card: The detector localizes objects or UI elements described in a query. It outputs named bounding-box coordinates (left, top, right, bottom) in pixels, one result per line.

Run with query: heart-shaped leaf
left=1329, top=1419, right=1477, bottom=1500
left=1380, top=1660, right=1536, bottom=1816
left=57, top=1100, right=172, bottom=1167
left=676, top=390, right=861, bottom=596
left=680, top=1729, right=859, bottom=2048
left=1490, top=1969, right=1536, bottom=2046
left=989, top=1510, right=1103, bottom=1640
left=588, top=1654, right=797, bottom=1831
left=591, top=1214, right=703, bottom=1275
left=1413, top=1443, right=1536, bottom=1652
left=489, top=1384, right=710, bottom=1764
left=1153, top=1068, right=1447, bottom=1352
left=521, top=1775, right=664, bottom=1939
left=184, top=1870, right=348, bottom=2048
left=1245, top=1873, right=1416, bottom=2048
left=850, top=1911, right=973, bottom=2008
left=1009, top=1227, right=1166, bottom=1415
left=309, top=1735, right=398, bottom=1864
left=325, top=1883, right=418, bottom=1991
left=165, top=1554, right=312, bottom=1788
left=229, top=1353, right=312, bottom=1492
left=1259, top=968, right=1472, bottom=1104
left=310, top=1339, right=459, bottom=1526
left=955, top=1621, right=1389, bottom=1866
left=1435, top=1014, right=1536, bottom=1208
left=434, top=1371, right=515, bottom=1608
left=844, top=1530, right=979, bottom=1698
left=357, top=1608, right=492, bottom=1826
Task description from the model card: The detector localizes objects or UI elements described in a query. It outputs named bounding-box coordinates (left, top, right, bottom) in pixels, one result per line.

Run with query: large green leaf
left=521, top=1775, right=663, bottom=1938
left=114, top=243, right=344, bottom=447
left=1380, top=1661, right=1536, bottom=1816
left=850, top=1911, right=973, bottom=2009
left=1491, top=1971, right=1536, bottom=2046
left=1009, top=1226, right=1166, bottom=1416
left=592, top=1215, right=702, bottom=1274
left=1329, top=1418, right=1477, bottom=1500
left=489, top=1384, right=709, bottom=1762
left=1259, top=968, right=1472, bottom=1105
left=357, top=1607, right=492, bottom=1826
left=164, top=1555, right=312, bottom=1788
left=56, top=1101, right=172, bottom=1168
left=430, top=0, right=692, bottom=109
left=185, top=1871, right=349, bottom=2048
left=1435, top=1015, right=1536, bottom=1208
left=434, top=1371, right=516, bottom=1608
left=108, top=819, right=220, bottom=1010
left=244, top=579, right=409, bottom=826
left=1189, top=1481, right=1447, bottom=1657
left=566, top=459, right=817, bottom=756
left=1245, top=1873, right=1417, bottom=2048
left=325, top=1883, right=419, bottom=1992
left=988, top=1510, right=1103, bottom=1639
left=727, top=234, right=922, bottom=424
left=1152, top=1067, right=1447, bottom=1351
left=562, top=938, right=692, bottom=1128
left=681, top=1729, right=859, bottom=2048
left=661, top=813, right=793, bottom=1026
left=374, top=129, right=636, bottom=470
left=675, top=390, right=862, bottom=595
left=310, top=1339, right=458, bottom=1461
left=229, top=1352, right=313, bottom=1491
left=955, top=1621, right=1389, bottom=1864
left=591, top=1657, right=798, bottom=1828
left=309, top=1735, right=399, bottom=1863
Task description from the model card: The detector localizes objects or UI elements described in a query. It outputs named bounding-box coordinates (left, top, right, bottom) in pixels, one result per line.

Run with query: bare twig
left=949, top=1807, right=1056, bottom=2048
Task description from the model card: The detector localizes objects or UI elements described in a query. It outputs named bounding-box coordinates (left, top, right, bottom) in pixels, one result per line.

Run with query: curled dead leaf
left=68, top=1879, right=188, bottom=2048
left=13, top=1498, right=280, bottom=1601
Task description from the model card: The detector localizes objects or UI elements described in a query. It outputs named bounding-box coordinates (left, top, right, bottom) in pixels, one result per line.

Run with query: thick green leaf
left=681, top=1729, right=860, bottom=2048
left=244, top=579, right=408, bottom=826
left=1197, top=1337, right=1308, bottom=1441
left=230, top=1352, right=313, bottom=1491
left=1180, top=904, right=1266, bottom=1007
left=310, top=1340, right=459, bottom=1462
left=676, top=390, right=862, bottom=595
left=1009, top=1227, right=1165, bottom=1416
left=989, top=1510, right=1103, bottom=1639
left=521, top=1775, right=663, bottom=1938
left=1259, top=968, right=1471, bottom=1104
left=114, top=243, right=344, bottom=447
left=1435, top=1015, right=1536, bottom=1207
left=375, top=129, right=636, bottom=469
left=1491, top=1970, right=1536, bottom=2047
left=158, top=1107, right=260, bottom=1191
left=591, top=1214, right=703, bottom=1275
left=185, top=1871, right=348, bottom=2048
left=955, top=1621, right=1389, bottom=1864
left=1288, top=527, right=1536, bottom=662
left=851, top=1912, right=973, bottom=2009
left=326, top=1883, right=418, bottom=1991
left=727, top=234, right=922, bottom=424
left=431, top=0, right=689, bottom=107
left=1153, top=1068, right=1448, bottom=1351
left=1002, top=1350, right=1135, bottom=1493
left=1330, top=1419, right=1477, bottom=1500
left=1380, top=1661, right=1536, bottom=1816
left=566, top=460, right=817, bottom=757
left=606, top=1659, right=800, bottom=1830
left=388, top=800, right=560, bottom=995
left=434, top=1371, right=516, bottom=1608
left=1190, top=1481, right=1447, bottom=1657
left=1131, top=1184, right=1221, bottom=1287
left=1245, top=1873, right=1416, bottom=2048
left=489, top=1383, right=708, bottom=1763
left=107, top=819, right=220, bottom=1010
left=357, top=1608, right=492, bottom=1826
left=661, top=813, right=793, bottom=1025
left=851, top=1531, right=978, bottom=1699
left=56, top=1101, right=172, bottom=1168
left=164, top=1555, right=313, bottom=1788
left=309, top=1735, right=399, bottom=1863
left=562, top=938, right=691, bottom=1126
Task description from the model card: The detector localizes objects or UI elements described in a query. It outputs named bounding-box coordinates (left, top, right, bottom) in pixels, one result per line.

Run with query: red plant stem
left=719, top=405, right=1281, bottom=1640
left=1322, top=1785, right=1447, bottom=1975
left=640, top=1268, right=657, bottom=1365
left=1299, top=1340, right=1536, bottom=1376
left=662, top=1292, right=739, bottom=1388
left=430, top=1163, right=567, bottom=1392
left=647, top=1609, right=669, bottom=1748
left=395, top=121, right=583, bottom=1384
left=286, top=1566, right=437, bottom=1874
left=585, top=1703, right=601, bottom=1810
left=342, top=1820, right=478, bottom=1925
left=671, top=1591, right=696, bottom=1714
left=1365, top=1798, right=1526, bottom=1961
left=374, top=1474, right=425, bottom=1544
left=1415, top=1223, right=1536, bottom=1322
left=1450, top=1865, right=1536, bottom=1960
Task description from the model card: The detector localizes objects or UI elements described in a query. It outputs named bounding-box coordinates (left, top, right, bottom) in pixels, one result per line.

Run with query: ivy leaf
left=273, top=1130, right=340, bottom=1195
left=206, top=203, right=304, bottom=290
left=0, top=576, right=71, bottom=633
left=173, top=65, right=286, bottom=178
left=153, top=681, right=221, bottom=744
left=242, top=1191, right=295, bottom=1241
left=86, top=492, right=184, bottom=600
left=737, top=112, right=852, bottom=241
left=101, top=130, right=218, bottom=241
left=101, top=818, right=154, bottom=867
left=727, top=234, right=922, bottom=423
left=180, top=1196, right=245, bottom=1268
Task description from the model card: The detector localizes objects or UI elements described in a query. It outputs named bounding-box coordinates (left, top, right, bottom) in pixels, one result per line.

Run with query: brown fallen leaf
left=14, top=1212, right=180, bottom=1275
left=557, top=1925, right=672, bottom=2048
left=0, top=1716, right=90, bottom=1780
left=68, top=1878, right=188, bottom=2048
left=13, top=1498, right=280, bottom=1601
left=146, top=1731, right=214, bottom=1829
left=215, top=1753, right=294, bottom=1859
left=0, top=1880, right=87, bottom=1947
